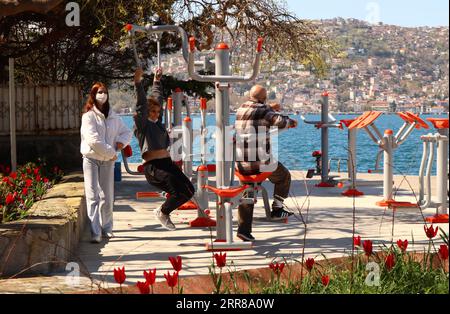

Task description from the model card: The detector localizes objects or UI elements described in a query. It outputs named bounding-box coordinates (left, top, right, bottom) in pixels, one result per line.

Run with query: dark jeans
left=237, top=162, right=291, bottom=234
left=144, top=158, right=195, bottom=215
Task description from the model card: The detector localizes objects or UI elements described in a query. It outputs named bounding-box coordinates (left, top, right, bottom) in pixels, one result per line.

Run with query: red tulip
left=143, top=268, right=156, bottom=285
left=136, top=281, right=150, bottom=294
left=305, top=258, right=315, bottom=271
left=26, top=167, right=31, bottom=174
left=36, top=175, right=41, bottom=182
left=353, top=236, right=361, bottom=247
left=22, top=188, right=28, bottom=196
left=2, top=177, right=10, bottom=184
left=397, top=239, right=408, bottom=252
left=385, top=253, right=395, bottom=271
left=269, top=262, right=285, bottom=275
left=33, top=168, right=39, bottom=175
left=25, top=179, right=33, bottom=187
left=169, top=256, right=182, bottom=272
left=214, top=252, right=227, bottom=268
left=5, top=193, right=15, bottom=205
left=113, top=266, right=126, bottom=285
left=438, top=245, right=448, bottom=260
left=424, top=225, right=438, bottom=239
left=321, top=275, right=330, bottom=286
left=43, top=178, right=49, bottom=183
left=363, top=240, right=373, bottom=256
left=164, top=271, right=178, bottom=288
left=9, top=172, right=17, bottom=180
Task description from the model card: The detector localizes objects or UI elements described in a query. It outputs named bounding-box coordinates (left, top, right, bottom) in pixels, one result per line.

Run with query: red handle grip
left=200, top=98, right=207, bottom=110
left=257, top=37, right=264, bottom=52
left=167, top=97, right=173, bottom=111
left=125, top=24, right=133, bottom=32
left=189, top=37, right=196, bottom=52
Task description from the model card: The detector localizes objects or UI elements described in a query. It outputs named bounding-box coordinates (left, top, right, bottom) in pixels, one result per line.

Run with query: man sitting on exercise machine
left=234, top=85, right=298, bottom=242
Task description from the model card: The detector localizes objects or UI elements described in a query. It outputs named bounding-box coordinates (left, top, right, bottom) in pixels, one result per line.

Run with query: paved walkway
left=0, top=167, right=447, bottom=293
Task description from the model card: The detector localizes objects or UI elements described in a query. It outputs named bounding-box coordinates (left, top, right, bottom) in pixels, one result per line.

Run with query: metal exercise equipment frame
left=349, top=111, right=429, bottom=208
left=421, top=118, right=449, bottom=223
left=301, top=92, right=342, bottom=187
left=188, top=36, right=264, bottom=251
left=339, top=119, right=364, bottom=197
left=126, top=23, right=264, bottom=250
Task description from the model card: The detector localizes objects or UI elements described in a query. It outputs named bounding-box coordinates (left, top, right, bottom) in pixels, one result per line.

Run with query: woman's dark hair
left=83, top=82, right=110, bottom=118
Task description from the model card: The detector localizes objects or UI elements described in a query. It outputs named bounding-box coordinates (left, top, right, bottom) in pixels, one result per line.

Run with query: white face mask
left=96, top=92, right=108, bottom=105
left=148, top=117, right=158, bottom=123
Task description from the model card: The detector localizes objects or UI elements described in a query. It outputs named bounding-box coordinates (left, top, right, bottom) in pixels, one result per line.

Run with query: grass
left=206, top=245, right=449, bottom=294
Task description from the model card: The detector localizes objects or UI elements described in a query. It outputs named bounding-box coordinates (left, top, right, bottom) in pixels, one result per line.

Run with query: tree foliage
left=0, top=0, right=335, bottom=96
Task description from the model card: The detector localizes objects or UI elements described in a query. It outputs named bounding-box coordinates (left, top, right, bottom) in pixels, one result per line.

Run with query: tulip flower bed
left=0, top=159, right=63, bottom=223
left=98, top=229, right=448, bottom=295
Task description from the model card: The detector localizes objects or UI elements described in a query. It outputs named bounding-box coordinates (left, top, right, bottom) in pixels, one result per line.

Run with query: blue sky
left=285, top=0, right=449, bottom=27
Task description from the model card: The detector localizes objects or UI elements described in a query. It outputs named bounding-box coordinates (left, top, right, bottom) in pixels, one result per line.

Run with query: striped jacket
left=235, top=100, right=294, bottom=174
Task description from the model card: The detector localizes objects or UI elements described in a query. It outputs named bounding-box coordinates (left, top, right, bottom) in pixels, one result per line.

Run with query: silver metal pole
left=9, top=58, right=17, bottom=172
left=182, top=116, right=193, bottom=179
left=215, top=45, right=231, bottom=188
left=156, top=37, right=161, bottom=69
left=383, top=130, right=394, bottom=201
left=321, top=92, right=329, bottom=183
left=418, top=138, right=429, bottom=203
left=436, top=128, right=449, bottom=215
left=200, top=98, right=207, bottom=165
left=215, top=44, right=231, bottom=240
left=172, top=88, right=183, bottom=127
left=348, top=127, right=357, bottom=186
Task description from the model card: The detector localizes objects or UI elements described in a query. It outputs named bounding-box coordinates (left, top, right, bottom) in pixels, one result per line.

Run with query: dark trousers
left=237, top=162, right=291, bottom=234
left=144, top=158, right=195, bottom=215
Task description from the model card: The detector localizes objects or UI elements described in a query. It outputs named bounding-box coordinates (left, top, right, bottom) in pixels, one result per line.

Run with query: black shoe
left=271, top=208, right=293, bottom=219
left=237, top=231, right=255, bottom=242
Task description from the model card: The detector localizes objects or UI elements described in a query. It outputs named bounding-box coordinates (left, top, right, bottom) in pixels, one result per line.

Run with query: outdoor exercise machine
left=188, top=36, right=264, bottom=250
left=339, top=119, right=364, bottom=197
left=301, top=92, right=342, bottom=187
left=125, top=23, right=267, bottom=249
left=420, top=118, right=448, bottom=223
left=348, top=111, right=429, bottom=208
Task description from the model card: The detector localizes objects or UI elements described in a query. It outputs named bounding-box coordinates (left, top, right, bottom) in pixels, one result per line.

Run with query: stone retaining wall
left=0, top=173, right=86, bottom=277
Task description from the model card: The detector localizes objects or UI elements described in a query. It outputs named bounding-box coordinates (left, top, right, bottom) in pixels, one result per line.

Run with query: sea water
left=119, top=114, right=447, bottom=175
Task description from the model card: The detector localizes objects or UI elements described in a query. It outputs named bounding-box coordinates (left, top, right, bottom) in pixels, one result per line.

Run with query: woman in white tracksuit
left=80, top=82, right=132, bottom=243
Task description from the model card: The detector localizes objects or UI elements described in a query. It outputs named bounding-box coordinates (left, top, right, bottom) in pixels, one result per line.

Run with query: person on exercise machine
left=133, top=67, right=195, bottom=231
left=234, top=84, right=298, bottom=241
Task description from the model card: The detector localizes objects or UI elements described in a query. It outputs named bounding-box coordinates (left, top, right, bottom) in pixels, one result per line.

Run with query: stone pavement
left=0, top=167, right=447, bottom=293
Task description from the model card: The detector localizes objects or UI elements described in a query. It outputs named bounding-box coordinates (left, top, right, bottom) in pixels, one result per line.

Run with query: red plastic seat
left=348, top=111, right=383, bottom=129
left=397, top=112, right=429, bottom=129
left=427, top=118, right=449, bottom=129
left=234, top=171, right=272, bottom=183
left=203, top=185, right=249, bottom=198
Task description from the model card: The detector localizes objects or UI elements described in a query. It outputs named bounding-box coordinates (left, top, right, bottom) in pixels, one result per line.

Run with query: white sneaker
left=91, top=234, right=102, bottom=243
left=154, top=206, right=176, bottom=231
left=103, top=231, right=115, bottom=239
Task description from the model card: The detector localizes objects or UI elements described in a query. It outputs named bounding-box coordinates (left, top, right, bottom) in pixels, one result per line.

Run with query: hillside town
left=146, top=18, right=448, bottom=114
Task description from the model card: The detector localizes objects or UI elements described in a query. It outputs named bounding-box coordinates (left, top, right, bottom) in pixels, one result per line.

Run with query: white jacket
left=80, top=106, right=132, bottom=161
